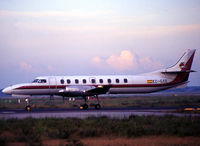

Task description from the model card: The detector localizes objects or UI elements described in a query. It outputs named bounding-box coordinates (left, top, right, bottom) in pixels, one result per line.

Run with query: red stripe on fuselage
left=15, top=82, right=177, bottom=90
left=15, top=85, right=65, bottom=90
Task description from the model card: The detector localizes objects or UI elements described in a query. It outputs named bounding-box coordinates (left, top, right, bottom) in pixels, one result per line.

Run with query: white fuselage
left=5, top=72, right=179, bottom=96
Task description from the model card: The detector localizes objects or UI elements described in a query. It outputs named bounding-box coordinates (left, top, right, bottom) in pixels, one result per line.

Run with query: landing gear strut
left=94, top=95, right=101, bottom=110
left=25, top=98, right=31, bottom=112
left=80, top=97, right=88, bottom=110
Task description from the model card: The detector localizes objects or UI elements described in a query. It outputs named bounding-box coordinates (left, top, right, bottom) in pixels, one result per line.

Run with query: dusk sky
left=0, top=0, right=200, bottom=88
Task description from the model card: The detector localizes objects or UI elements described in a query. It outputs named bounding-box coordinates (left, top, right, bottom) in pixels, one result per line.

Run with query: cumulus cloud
left=139, top=56, right=164, bottom=70
left=91, top=50, right=164, bottom=72
left=91, top=56, right=103, bottom=66
left=106, top=50, right=137, bottom=70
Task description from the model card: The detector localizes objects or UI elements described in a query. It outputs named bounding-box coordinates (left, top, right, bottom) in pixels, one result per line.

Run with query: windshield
left=32, top=79, right=39, bottom=83
left=32, top=79, right=47, bottom=83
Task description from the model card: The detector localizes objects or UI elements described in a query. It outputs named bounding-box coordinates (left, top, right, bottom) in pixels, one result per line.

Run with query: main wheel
left=25, top=105, right=31, bottom=112
left=95, top=104, right=101, bottom=110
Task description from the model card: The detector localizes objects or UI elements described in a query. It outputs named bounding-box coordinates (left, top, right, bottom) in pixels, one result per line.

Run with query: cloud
left=106, top=50, right=137, bottom=70
left=91, top=50, right=164, bottom=72
left=91, top=56, right=103, bottom=66
left=2, top=10, right=200, bottom=42
left=19, top=62, right=33, bottom=71
left=0, top=10, right=113, bottom=18
left=139, top=56, right=164, bottom=70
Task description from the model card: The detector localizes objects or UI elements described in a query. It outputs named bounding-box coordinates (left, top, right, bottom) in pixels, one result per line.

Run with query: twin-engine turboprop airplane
left=2, top=49, right=196, bottom=111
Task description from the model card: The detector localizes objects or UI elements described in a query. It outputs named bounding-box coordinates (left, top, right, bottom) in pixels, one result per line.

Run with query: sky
left=0, top=0, right=200, bottom=88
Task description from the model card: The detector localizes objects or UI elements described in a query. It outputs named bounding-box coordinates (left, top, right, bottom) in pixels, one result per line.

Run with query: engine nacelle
left=65, top=87, right=82, bottom=92
left=59, top=85, right=96, bottom=96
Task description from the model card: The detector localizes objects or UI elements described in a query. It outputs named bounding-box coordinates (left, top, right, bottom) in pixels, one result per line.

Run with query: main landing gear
left=25, top=98, right=31, bottom=112
left=79, top=95, right=101, bottom=110
left=94, top=95, right=101, bottom=110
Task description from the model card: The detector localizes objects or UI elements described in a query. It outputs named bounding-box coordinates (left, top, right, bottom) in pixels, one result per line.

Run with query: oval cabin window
left=124, top=78, right=128, bottom=83
left=67, top=79, right=71, bottom=84
left=116, top=79, right=120, bottom=83
left=60, top=79, right=64, bottom=84
left=83, top=79, right=87, bottom=84
left=75, top=79, right=79, bottom=84
left=99, top=79, right=103, bottom=83
left=107, top=79, right=111, bottom=84
left=91, top=79, right=96, bottom=84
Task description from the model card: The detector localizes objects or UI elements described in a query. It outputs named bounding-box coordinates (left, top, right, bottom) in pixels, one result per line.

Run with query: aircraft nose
left=2, top=86, right=12, bottom=94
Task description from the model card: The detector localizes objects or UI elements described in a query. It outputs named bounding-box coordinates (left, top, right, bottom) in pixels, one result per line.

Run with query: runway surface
left=0, top=107, right=200, bottom=119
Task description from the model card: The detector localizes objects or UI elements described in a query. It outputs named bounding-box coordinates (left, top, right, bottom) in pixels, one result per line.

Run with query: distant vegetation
left=0, top=116, right=200, bottom=145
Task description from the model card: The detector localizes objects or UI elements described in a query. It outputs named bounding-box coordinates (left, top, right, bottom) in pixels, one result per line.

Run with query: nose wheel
left=80, top=104, right=88, bottom=110
left=25, top=105, right=31, bottom=112
left=25, top=98, right=31, bottom=112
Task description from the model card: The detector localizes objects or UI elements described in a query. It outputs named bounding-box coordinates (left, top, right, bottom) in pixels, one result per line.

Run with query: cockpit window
left=32, top=79, right=39, bottom=83
left=32, top=79, right=47, bottom=83
left=38, top=79, right=47, bottom=83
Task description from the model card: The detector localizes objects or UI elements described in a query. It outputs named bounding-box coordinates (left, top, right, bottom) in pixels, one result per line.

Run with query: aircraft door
left=49, top=77, right=57, bottom=93
left=89, top=77, right=96, bottom=84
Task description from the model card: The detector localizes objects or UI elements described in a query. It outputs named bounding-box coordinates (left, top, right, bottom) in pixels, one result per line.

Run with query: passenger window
left=75, top=79, right=79, bottom=84
left=91, top=79, right=96, bottom=84
left=83, top=79, right=87, bottom=84
left=60, top=79, right=64, bottom=84
left=124, top=78, right=128, bottom=83
left=67, top=79, right=71, bottom=84
left=108, top=79, right=111, bottom=84
left=99, top=79, right=103, bottom=83
left=116, top=79, right=120, bottom=83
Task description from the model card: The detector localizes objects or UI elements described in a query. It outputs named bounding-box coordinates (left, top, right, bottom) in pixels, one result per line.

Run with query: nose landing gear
left=25, top=98, right=31, bottom=112
left=80, top=103, right=88, bottom=110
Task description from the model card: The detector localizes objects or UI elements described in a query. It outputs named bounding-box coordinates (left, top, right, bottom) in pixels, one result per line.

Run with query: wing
left=58, top=85, right=112, bottom=97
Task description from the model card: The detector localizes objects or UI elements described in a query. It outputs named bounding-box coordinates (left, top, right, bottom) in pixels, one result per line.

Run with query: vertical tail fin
left=162, top=49, right=196, bottom=85
left=166, top=49, right=196, bottom=72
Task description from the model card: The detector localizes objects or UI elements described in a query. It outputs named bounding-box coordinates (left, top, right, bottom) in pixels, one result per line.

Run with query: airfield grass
left=0, top=94, right=200, bottom=109
left=0, top=116, right=200, bottom=145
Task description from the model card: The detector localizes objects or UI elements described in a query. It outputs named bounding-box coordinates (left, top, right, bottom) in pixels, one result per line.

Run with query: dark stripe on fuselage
left=15, top=82, right=178, bottom=90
